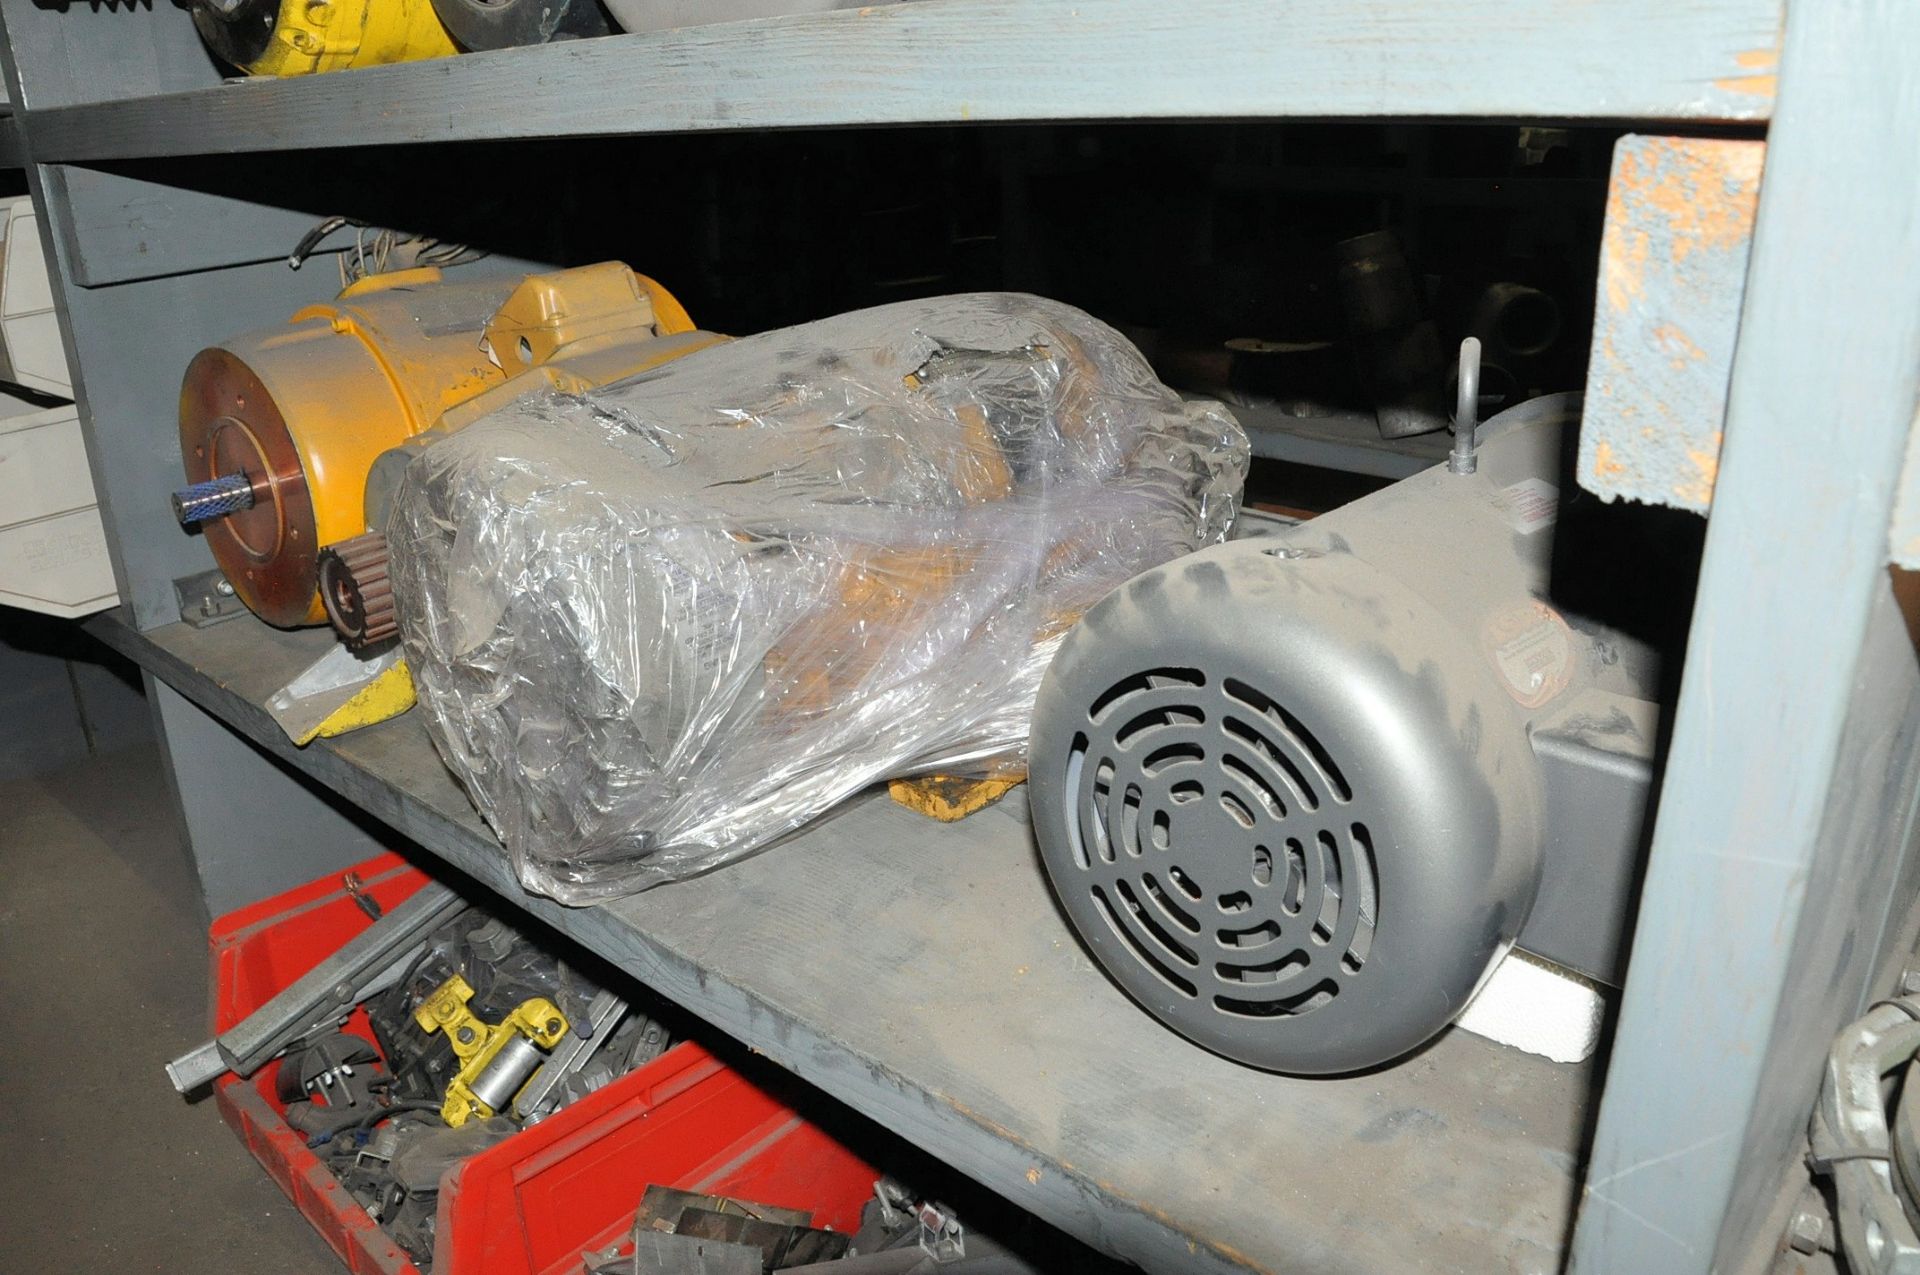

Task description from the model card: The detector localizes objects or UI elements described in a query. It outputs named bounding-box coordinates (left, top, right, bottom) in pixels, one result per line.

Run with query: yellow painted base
left=888, top=773, right=1026, bottom=822
left=294, top=660, right=418, bottom=746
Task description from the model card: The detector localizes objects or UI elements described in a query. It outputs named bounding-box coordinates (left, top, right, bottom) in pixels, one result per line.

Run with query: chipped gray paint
left=19, top=0, right=1785, bottom=163
left=1568, top=3, right=1920, bottom=1270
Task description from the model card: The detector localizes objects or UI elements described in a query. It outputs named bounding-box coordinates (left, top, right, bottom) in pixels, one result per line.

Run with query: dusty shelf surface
left=97, top=609, right=1595, bottom=1275
left=22, top=0, right=1778, bottom=162
left=1235, top=402, right=1455, bottom=479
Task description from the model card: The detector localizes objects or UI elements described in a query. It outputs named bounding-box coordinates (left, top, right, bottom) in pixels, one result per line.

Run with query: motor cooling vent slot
left=1064, top=668, right=1379, bottom=1021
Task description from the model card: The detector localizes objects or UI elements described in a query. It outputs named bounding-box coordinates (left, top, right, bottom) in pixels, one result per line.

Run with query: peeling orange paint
left=1601, top=137, right=1763, bottom=312
left=1618, top=137, right=1764, bottom=266
left=1601, top=147, right=1652, bottom=312
left=1716, top=74, right=1779, bottom=98
left=1717, top=46, right=1781, bottom=98
left=1593, top=440, right=1627, bottom=482
left=1085, top=1175, right=1273, bottom=1274
left=1676, top=432, right=1725, bottom=507
left=1603, top=225, right=1650, bottom=312
left=1584, top=137, right=1760, bottom=514
left=1653, top=322, right=1707, bottom=369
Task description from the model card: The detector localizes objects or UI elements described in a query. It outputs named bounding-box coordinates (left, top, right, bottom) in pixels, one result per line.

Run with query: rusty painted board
left=1578, top=135, right=1765, bottom=514
left=1568, top=0, right=1920, bottom=1268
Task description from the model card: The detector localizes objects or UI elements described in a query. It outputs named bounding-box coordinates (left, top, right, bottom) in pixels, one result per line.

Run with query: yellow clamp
left=412, top=973, right=569, bottom=1127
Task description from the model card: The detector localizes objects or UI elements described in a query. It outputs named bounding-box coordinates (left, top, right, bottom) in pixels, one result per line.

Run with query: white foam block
left=1455, top=948, right=1607, bottom=1064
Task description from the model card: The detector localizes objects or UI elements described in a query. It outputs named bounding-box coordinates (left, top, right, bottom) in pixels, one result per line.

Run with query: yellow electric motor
left=173, top=262, right=718, bottom=628
left=192, top=0, right=458, bottom=77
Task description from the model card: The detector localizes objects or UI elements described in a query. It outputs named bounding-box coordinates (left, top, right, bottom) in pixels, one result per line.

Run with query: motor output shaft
left=172, top=472, right=257, bottom=525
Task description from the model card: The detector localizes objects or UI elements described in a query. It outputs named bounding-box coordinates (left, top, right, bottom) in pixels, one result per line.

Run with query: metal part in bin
left=206, top=852, right=881, bottom=1275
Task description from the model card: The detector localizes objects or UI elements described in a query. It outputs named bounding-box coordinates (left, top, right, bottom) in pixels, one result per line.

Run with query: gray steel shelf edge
left=1568, top=1, right=1920, bottom=1269
left=23, top=0, right=1780, bottom=162
left=87, top=615, right=1239, bottom=1275
left=88, top=611, right=1589, bottom=1275
left=81, top=614, right=1260, bottom=1275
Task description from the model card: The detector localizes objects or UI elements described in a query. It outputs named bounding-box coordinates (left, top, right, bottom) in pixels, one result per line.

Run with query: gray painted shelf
left=1236, top=403, right=1453, bottom=479
left=21, top=0, right=1780, bottom=163
left=93, top=609, right=1590, bottom=1275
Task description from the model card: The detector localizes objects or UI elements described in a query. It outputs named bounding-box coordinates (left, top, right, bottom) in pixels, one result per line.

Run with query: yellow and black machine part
left=191, top=0, right=458, bottom=76
left=190, top=0, right=610, bottom=72
left=411, top=972, right=569, bottom=1127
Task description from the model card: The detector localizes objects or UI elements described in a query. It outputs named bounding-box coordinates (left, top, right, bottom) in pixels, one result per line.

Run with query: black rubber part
left=191, top=0, right=280, bottom=71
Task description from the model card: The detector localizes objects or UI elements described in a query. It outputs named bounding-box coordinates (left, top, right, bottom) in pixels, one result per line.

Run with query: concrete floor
left=0, top=743, right=344, bottom=1274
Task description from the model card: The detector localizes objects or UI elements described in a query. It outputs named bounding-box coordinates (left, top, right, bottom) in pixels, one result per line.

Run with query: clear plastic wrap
left=388, top=293, right=1249, bottom=903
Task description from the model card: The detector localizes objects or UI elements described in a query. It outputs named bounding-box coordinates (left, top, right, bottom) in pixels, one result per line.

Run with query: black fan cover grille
left=1063, top=668, right=1379, bottom=1020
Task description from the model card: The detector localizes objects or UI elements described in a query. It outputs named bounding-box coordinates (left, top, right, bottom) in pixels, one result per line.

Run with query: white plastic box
left=0, top=197, right=71, bottom=398
left=0, top=194, right=116, bottom=617
left=0, top=400, right=117, bottom=617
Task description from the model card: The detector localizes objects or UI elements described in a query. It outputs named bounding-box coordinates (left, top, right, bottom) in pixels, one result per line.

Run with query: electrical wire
left=308, top=1100, right=444, bottom=1150
left=287, top=215, right=489, bottom=287
left=287, top=216, right=357, bottom=272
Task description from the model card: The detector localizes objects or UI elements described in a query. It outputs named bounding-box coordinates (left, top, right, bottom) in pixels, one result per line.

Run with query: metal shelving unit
left=16, top=0, right=1778, bottom=160
left=7, top=3, right=1919, bottom=1273
left=88, top=613, right=1592, bottom=1275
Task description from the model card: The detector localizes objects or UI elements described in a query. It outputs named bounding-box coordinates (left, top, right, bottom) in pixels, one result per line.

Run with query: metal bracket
left=173, top=568, right=247, bottom=628
left=915, top=1202, right=965, bottom=1262
left=512, top=988, right=629, bottom=1121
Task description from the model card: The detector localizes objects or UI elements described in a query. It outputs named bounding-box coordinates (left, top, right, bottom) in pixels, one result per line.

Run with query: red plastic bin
left=207, top=852, right=880, bottom=1275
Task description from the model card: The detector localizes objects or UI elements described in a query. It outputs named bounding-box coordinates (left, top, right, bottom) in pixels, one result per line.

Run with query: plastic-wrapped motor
left=387, top=293, right=1249, bottom=903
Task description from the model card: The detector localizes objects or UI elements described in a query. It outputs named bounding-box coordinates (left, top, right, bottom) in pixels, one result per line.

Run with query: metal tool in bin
left=165, top=882, right=467, bottom=1093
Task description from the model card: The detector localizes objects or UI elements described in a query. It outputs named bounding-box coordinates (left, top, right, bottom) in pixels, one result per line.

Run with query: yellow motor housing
left=177, top=262, right=714, bottom=627
left=193, top=0, right=458, bottom=77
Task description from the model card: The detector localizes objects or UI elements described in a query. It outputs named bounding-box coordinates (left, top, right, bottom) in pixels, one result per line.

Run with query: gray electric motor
left=1029, top=395, right=1663, bottom=1074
